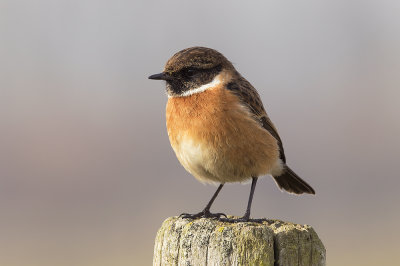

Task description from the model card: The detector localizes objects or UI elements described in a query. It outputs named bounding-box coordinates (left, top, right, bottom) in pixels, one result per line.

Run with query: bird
left=149, top=47, right=315, bottom=222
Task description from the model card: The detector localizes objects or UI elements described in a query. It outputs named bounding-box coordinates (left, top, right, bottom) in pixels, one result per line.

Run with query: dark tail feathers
left=273, top=166, right=315, bottom=195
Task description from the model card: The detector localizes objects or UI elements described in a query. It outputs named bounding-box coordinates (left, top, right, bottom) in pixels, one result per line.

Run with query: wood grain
left=153, top=216, right=326, bottom=266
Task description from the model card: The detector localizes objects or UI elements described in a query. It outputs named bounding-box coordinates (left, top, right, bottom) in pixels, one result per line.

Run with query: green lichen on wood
left=271, top=222, right=326, bottom=266
left=153, top=216, right=325, bottom=266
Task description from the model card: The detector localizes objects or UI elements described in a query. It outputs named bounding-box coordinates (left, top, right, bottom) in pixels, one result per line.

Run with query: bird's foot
left=180, top=210, right=227, bottom=220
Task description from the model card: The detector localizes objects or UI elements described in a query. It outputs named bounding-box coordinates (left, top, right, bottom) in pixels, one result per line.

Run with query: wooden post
left=153, top=216, right=325, bottom=266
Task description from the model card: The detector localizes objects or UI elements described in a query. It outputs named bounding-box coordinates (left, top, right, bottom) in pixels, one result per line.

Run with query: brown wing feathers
left=226, top=78, right=315, bottom=195
left=226, top=79, right=286, bottom=163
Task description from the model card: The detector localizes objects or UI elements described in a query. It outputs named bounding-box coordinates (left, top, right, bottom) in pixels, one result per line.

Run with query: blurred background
left=1, top=0, right=399, bottom=265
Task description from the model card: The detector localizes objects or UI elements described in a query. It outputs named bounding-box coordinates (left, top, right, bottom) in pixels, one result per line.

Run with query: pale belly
left=172, top=136, right=222, bottom=183
left=169, top=128, right=283, bottom=184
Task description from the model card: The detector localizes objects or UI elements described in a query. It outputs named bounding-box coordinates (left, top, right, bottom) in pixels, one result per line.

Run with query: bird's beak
left=148, top=72, right=173, bottom=81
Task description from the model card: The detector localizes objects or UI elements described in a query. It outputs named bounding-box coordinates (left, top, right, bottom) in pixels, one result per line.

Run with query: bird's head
left=149, top=47, right=236, bottom=97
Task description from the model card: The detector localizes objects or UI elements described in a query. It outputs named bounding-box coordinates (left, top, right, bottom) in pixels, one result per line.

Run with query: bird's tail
left=273, top=165, right=315, bottom=194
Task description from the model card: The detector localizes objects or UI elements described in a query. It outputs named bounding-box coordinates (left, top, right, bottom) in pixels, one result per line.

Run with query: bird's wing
left=226, top=78, right=286, bottom=163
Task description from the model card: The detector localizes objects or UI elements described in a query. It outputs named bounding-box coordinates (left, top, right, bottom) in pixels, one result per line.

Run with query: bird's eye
left=183, top=68, right=197, bottom=78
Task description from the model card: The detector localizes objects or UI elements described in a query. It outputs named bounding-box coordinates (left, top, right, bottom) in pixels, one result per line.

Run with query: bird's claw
left=210, top=212, right=227, bottom=218
left=179, top=212, right=203, bottom=219
left=180, top=210, right=227, bottom=220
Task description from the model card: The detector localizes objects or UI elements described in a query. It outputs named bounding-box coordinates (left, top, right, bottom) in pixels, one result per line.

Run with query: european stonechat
left=149, top=47, right=314, bottom=222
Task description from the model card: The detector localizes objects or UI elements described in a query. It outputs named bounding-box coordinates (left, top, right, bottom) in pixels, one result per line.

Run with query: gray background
left=1, top=0, right=399, bottom=265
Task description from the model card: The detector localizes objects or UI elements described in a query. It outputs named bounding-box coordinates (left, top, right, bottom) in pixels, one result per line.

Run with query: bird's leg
left=180, top=184, right=226, bottom=219
left=220, top=177, right=260, bottom=223
left=241, top=177, right=257, bottom=220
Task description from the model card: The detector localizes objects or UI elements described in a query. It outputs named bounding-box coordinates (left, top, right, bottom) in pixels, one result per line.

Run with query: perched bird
left=149, top=47, right=315, bottom=222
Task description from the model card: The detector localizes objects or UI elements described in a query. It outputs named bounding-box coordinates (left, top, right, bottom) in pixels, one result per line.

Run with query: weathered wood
left=153, top=216, right=325, bottom=266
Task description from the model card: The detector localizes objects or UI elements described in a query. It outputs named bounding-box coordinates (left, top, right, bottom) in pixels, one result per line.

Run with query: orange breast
left=166, top=85, right=280, bottom=183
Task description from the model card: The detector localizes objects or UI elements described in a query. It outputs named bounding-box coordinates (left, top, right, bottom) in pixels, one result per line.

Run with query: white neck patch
left=171, top=75, right=223, bottom=98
